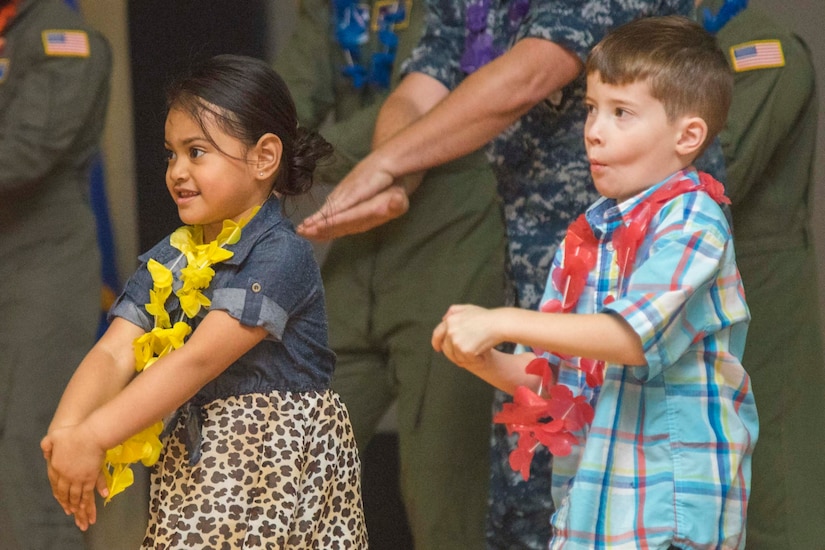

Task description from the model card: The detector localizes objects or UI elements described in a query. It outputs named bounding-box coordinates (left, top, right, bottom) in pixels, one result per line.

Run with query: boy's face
left=584, top=72, right=691, bottom=203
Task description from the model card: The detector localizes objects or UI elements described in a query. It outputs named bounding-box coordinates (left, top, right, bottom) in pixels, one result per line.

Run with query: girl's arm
left=42, top=317, right=144, bottom=528
left=48, top=317, right=145, bottom=432
left=43, top=310, right=268, bottom=527
left=433, top=304, right=646, bottom=392
left=84, top=310, right=267, bottom=449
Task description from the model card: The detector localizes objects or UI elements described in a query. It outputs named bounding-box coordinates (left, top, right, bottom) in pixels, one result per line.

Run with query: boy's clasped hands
left=433, top=304, right=500, bottom=370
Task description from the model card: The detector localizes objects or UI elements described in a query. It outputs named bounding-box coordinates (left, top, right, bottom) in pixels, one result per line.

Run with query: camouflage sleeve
left=401, top=0, right=466, bottom=91
left=273, top=0, right=338, bottom=130
left=516, top=0, right=694, bottom=63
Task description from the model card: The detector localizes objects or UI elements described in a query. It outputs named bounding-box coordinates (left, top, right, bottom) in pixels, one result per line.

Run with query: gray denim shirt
left=110, top=196, right=336, bottom=404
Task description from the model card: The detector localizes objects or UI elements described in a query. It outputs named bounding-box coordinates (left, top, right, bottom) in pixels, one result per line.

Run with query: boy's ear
left=675, top=116, right=708, bottom=157
left=253, top=133, right=283, bottom=181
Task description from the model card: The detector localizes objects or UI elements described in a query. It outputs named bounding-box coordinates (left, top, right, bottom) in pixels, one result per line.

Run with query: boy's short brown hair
left=586, top=16, right=733, bottom=152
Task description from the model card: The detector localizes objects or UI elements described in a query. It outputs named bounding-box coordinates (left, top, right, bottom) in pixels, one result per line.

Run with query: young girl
left=41, top=54, right=368, bottom=549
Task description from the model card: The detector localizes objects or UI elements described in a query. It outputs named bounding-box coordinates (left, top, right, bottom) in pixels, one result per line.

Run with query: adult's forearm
left=372, top=37, right=583, bottom=179
left=297, top=36, right=582, bottom=237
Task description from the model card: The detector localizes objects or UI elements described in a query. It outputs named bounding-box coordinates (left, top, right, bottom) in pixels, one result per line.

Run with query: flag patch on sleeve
left=42, top=30, right=90, bottom=57
left=730, top=40, right=784, bottom=72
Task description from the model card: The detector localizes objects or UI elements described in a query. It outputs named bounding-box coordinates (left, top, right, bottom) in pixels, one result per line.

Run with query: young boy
left=432, top=15, right=758, bottom=550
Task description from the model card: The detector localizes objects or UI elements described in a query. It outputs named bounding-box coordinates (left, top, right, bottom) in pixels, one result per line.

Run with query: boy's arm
left=501, top=309, right=644, bottom=366
left=433, top=304, right=645, bottom=393
left=448, top=348, right=544, bottom=396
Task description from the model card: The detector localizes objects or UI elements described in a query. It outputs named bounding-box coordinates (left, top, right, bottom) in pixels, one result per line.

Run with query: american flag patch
left=730, top=40, right=784, bottom=72
left=42, top=30, right=90, bottom=57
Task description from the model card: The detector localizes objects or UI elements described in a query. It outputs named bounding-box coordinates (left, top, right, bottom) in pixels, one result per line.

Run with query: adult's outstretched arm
left=298, top=37, right=582, bottom=239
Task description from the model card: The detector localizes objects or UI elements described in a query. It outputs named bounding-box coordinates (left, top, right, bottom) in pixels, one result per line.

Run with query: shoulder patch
left=729, top=40, right=784, bottom=72
left=42, top=30, right=90, bottom=57
left=371, top=0, right=411, bottom=32
left=0, top=58, right=8, bottom=83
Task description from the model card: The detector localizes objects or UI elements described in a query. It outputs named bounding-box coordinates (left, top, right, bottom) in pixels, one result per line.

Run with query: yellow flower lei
left=102, top=207, right=260, bottom=503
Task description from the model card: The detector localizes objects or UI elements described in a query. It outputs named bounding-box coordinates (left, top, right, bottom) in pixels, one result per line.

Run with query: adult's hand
left=298, top=183, right=409, bottom=240
left=298, top=168, right=423, bottom=240
left=297, top=150, right=396, bottom=236
left=299, top=37, right=582, bottom=239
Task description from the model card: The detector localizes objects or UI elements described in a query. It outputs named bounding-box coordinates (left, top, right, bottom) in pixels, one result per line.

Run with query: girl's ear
left=675, top=116, right=708, bottom=158
left=253, top=133, right=283, bottom=181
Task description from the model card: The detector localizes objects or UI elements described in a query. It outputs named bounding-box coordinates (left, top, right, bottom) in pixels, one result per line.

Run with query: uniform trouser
left=0, top=207, right=100, bottom=550
left=324, top=159, right=506, bottom=550
left=736, top=245, right=825, bottom=549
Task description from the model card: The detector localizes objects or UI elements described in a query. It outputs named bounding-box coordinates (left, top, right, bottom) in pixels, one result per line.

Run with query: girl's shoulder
left=236, top=206, right=317, bottom=269
left=136, top=233, right=179, bottom=266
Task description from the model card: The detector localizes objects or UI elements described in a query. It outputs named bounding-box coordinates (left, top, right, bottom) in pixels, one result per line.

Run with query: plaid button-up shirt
left=544, top=169, right=758, bottom=549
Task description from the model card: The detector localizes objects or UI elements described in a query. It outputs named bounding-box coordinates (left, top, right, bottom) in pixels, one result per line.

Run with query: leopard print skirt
left=141, top=390, right=368, bottom=549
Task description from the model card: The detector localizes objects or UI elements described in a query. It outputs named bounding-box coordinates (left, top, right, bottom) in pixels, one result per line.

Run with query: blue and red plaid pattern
left=541, top=170, right=758, bottom=549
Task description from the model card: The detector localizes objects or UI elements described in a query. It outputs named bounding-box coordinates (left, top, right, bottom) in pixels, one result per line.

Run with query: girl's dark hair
left=166, top=54, right=332, bottom=196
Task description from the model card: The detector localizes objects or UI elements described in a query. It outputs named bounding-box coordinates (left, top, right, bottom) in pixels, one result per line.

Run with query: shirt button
left=251, top=282, right=262, bottom=293
left=605, top=241, right=614, bottom=251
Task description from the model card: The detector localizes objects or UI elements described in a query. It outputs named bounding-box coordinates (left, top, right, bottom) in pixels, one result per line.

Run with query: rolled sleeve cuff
left=602, top=301, right=669, bottom=383
left=211, top=288, right=288, bottom=341
left=108, top=298, right=152, bottom=331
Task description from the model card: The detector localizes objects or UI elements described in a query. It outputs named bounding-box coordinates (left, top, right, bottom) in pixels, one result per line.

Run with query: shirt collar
left=221, top=194, right=284, bottom=266
left=139, top=195, right=284, bottom=266
left=585, top=168, right=698, bottom=234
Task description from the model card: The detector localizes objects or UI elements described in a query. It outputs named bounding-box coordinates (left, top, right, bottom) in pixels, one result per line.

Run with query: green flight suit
left=274, top=1, right=506, bottom=548
left=0, top=1, right=111, bottom=548
left=701, top=2, right=825, bottom=547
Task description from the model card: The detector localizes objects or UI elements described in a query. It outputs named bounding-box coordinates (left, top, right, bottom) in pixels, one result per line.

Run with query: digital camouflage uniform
left=404, top=1, right=726, bottom=547
left=274, top=1, right=507, bottom=548
left=700, top=1, right=825, bottom=547
left=0, top=0, right=111, bottom=548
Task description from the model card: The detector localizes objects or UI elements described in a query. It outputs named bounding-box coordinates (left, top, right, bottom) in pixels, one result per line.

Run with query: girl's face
left=164, top=107, right=270, bottom=241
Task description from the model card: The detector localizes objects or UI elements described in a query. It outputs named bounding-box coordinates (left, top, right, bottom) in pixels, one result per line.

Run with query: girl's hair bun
left=283, top=126, right=334, bottom=196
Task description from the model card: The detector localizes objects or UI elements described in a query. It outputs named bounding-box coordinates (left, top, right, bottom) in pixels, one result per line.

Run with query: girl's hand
left=41, top=424, right=105, bottom=531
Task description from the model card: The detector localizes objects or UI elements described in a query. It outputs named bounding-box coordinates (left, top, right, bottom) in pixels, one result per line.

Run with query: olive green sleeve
left=720, top=34, right=815, bottom=206
left=312, top=101, right=382, bottom=183
left=273, top=0, right=338, bottom=131
left=0, top=33, right=111, bottom=193
left=275, top=0, right=379, bottom=184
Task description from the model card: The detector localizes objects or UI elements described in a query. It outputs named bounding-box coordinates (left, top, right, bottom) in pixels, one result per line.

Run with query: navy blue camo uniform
left=110, top=197, right=367, bottom=549
left=403, top=0, right=726, bottom=547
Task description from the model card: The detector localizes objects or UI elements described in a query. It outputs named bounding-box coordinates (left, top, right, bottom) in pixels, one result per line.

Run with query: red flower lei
left=494, top=171, right=730, bottom=479
left=0, top=0, right=21, bottom=35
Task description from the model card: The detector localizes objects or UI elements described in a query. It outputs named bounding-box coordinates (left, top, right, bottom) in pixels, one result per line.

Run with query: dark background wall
left=127, top=0, right=268, bottom=251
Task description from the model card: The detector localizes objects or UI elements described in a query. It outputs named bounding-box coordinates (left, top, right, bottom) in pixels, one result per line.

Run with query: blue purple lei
left=460, top=0, right=530, bottom=74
